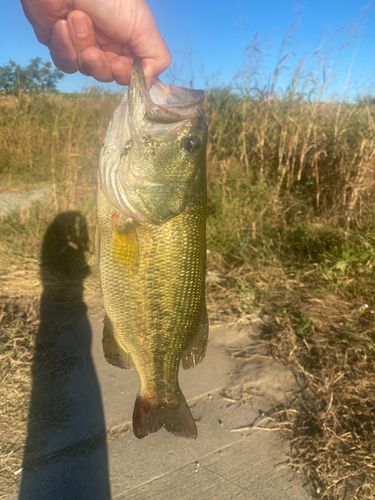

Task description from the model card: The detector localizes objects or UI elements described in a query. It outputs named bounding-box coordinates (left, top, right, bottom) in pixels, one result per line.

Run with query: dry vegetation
left=0, top=298, right=38, bottom=496
left=1, top=71, right=375, bottom=498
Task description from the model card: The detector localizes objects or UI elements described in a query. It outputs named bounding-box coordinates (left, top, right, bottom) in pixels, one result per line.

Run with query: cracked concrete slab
left=9, top=315, right=313, bottom=500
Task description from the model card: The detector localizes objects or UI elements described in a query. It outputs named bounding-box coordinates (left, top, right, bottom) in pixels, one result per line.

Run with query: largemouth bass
left=97, top=61, right=208, bottom=439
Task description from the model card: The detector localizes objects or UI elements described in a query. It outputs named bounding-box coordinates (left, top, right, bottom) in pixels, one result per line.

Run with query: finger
left=64, top=10, right=96, bottom=76
left=73, top=0, right=171, bottom=81
left=142, top=51, right=171, bottom=86
left=110, top=56, right=134, bottom=86
left=50, top=20, right=78, bottom=73
left=67, top=10, right=113, bottom=80
left=67, top=10, right=96, bottom=53
left=32, top=24, right=52, bottom=46
left=92, top=28, right=115, bottom=47
left=20, top=0, right=52, bottom=45
left=71, top=0, right=135, bottom=41
left=80, top=47, right=114, bottom=82
left=128, top=4, right=171, bottom=82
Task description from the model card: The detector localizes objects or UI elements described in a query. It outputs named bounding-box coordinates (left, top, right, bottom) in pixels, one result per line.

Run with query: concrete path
left=10, top=311, right=313, bottom=500
left=0, top=186, right=51, bottom=219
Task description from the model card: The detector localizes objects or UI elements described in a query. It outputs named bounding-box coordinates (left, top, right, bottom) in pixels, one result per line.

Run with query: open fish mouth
left=148, top=80, right=205, bottom=121
left=128, top=58, right=205, bottom=126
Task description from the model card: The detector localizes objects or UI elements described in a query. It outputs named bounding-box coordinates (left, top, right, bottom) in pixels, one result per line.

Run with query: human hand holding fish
left=21, top=0, right=208, bottom=440
left=20, top=0, right=171, bottom=84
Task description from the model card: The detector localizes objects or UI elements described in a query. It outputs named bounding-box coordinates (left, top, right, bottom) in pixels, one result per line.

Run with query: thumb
left=71, top=0, right=171, bottom=80
left=71, top=0, right=138, bottom=43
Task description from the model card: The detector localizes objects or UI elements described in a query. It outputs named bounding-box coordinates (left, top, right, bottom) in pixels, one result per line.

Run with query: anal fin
left=102, top=315, right=133, bottom=369
left=182, top=305, right=209, bottom=369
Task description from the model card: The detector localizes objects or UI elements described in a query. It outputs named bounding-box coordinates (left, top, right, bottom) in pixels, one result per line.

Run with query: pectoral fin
left=102, top=315, right=133, bottom=369
left=182, top=305, right=209, bottom=369
left=112, top=222, right=139, bottom=271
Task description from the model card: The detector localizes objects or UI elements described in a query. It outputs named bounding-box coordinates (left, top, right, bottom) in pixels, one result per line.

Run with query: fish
left=97, top=60, right=208, bottom=439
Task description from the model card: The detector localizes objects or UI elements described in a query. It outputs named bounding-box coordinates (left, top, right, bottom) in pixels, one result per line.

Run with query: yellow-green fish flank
left=97, top=61, right=208, bottom=439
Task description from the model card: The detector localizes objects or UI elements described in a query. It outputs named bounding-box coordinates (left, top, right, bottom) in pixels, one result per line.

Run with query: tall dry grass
left=0, top=92, right=116, bottom=211
left=205, top=88, right=375, bottom=499
left=1, top=85, right=375, bottom=227
left=207, top=90, right=375, bottom=230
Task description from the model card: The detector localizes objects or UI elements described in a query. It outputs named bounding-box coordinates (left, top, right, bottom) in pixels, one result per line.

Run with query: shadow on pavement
left=19, top=211, right=111, bottom=500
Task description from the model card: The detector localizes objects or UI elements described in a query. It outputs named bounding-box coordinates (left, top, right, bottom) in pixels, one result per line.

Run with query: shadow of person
left=19, top=211, right=111, bottom=500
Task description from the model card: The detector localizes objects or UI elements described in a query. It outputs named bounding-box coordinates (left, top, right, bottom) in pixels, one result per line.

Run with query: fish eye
left=183, top=135, right=201, bottom=153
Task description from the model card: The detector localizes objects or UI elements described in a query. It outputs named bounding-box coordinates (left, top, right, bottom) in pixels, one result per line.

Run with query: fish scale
left=98, top=189, right=206, bottom=420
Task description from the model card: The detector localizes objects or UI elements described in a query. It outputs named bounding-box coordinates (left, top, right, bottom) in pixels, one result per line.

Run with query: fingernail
left=72, top=15, right=87, bottom=37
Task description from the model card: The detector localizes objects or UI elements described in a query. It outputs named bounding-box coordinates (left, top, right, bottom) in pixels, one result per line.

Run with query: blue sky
left=1, top=0, right=375, bottom=98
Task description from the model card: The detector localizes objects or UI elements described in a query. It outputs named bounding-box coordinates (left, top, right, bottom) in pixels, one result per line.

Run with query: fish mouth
left=149, top=81, right=205, bottom=120
left=130, top=59, right=205, bottom=124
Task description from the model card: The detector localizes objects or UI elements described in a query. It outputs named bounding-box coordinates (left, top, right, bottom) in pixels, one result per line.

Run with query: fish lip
left=150, top=82, right=205, bottom=110
left=130, top=59, right=205, bottom=124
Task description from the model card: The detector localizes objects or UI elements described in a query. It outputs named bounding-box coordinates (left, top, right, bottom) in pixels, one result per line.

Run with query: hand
left=20, top=0, right=171, bottom=85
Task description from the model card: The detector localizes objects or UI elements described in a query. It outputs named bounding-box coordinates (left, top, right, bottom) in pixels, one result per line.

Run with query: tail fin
left=132, top=390, right=197, bottom=439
